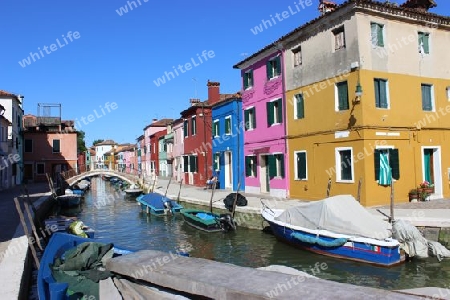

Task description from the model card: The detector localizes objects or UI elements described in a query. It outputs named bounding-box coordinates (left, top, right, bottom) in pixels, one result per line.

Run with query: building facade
left=94, top=140, right=116, bottom=169
left=234, top=48, right=289, bottom=198
left=0, top=104, right=11, bottom=189
left=211, top=95, right=245, bottom=191
left=0, top=91, right=24, bottom=186
left=150, top=129, right=167, bottom=177
left=143, top=119, right=172, bottom=179
left=281, top=0, right=450, bottom=206
left=22, top=115, right=77, bottom=182
left=172, top=119, right=184, bottom=182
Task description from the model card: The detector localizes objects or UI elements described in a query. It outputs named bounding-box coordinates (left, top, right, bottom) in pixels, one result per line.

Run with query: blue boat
left=37, top=232, right=131, bottom=300
left=57, top=195, right=82, bottom=208
left=261, top=195, right=405, bottom=267
left=180, top=209, right=236, bottom=233
left=136, top=193, right=183, bottom=216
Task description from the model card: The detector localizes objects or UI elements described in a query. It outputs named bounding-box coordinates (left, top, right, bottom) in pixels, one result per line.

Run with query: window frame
left=212, top=119, right=220, bottom=137
left=191, top=116, right=197, bottom=136
left=213, top=152, right=220, bottom=171
left=244, top=107, right=256, bottom=131
left=446, top=86, right=450, bottom=101
left=266, top=56, right=281, bottom=80
left=52, top=139, right=61, bottom=153
left=371, top=22, right=384, bottom=47
left=183, top=120, right=189, bottom=137
left=294, top=93, right=305, bottom=119
left=36, top=162, right=45, bottom=175
left=333, top=26, right=346, bottom=51
left=418, top=31, right=430, bottom=55
left=243, top=69, right=253, bottom=90
left=335, top=81, right=349, bottom=111
left=335, top=147, right=354, bottom=183
left=374, top=78, right=390, bottom=109
left=294, top=150, right=308, bottom=180
left=292, top=46, right=302, bottom=67
left=267, top=98, right=283, bottom=126
left=374, top=145, right=400, bottom=182
left=421, top=83, right=434, bottom=112
left=245, top=155, right=257, bottom=177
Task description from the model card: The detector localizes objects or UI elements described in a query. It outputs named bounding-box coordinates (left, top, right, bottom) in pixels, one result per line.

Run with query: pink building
left=171, top=118, right=184, bottom=182
left=122, top=145, right=136, bottom=175
left=234, top=47, right=289, bottom=198
left=22, top=114, right=78, bottom=183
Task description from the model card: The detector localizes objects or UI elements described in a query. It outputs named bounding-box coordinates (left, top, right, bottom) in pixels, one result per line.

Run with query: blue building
left=211, top=95, right=244, bottom=191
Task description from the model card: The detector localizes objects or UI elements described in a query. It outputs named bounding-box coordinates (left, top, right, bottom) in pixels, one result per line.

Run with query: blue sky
left=0, top=0, right=448, bottom=146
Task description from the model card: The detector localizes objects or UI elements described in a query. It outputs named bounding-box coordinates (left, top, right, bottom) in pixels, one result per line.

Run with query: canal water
left=66, top=177, right=450, bottom=291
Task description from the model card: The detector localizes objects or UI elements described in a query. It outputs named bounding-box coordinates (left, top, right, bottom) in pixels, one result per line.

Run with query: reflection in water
left=73, top=177, right=450, bottom=290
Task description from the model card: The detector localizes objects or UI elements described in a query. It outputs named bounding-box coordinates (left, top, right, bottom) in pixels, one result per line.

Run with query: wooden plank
left=21, top=197, right=43, bottom=251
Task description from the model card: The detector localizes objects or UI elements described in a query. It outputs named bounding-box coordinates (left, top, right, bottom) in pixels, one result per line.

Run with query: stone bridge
left=63, top=169, right=141, bottom=186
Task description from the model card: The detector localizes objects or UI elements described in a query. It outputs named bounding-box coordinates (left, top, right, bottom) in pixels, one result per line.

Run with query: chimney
left=318, top=0, right=337, bottom=16
left=207, top=80, right=220, bottom=105
left=152, top=118, right=158, bottom=123
left=400, top=0, right=437, bottom=12
left=189, top=98, right=201, bottom=106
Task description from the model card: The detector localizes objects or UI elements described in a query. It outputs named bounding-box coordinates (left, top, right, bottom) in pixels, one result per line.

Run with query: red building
left=149, top=128, right=167, bottom=176
left=77, top=152, right=86, bottom=173
left=180, top=81, right=235, bottom=187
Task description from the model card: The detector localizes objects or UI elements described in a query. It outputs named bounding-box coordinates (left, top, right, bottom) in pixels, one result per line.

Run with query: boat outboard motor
left=219, top=214, right=236, bottom=232
left=163, top=200, right=174, bottom=214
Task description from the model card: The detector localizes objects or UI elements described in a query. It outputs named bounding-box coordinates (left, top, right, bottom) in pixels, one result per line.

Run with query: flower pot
left=409, top=193, right=419, bottom=202
left=423, top=187, right=434, bottom=194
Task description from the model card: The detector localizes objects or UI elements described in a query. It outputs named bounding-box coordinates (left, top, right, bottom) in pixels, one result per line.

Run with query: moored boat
left=180, top=209, right=236, bottom=233
left=136, top=193, right=183, bottom=216
left=124, top=184, right=143, bottom=196
left=57, top=194, right=82, bottom=208
left=261, top=195, right=405, bottom=267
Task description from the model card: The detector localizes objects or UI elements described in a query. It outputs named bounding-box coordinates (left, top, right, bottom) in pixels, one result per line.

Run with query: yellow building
left=282, top=0, right=450, bottom=206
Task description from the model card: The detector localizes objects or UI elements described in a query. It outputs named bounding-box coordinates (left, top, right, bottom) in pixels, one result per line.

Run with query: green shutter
left=243, top=73, right=249, bottom=89
left=278, top=154, right=285, bottom=178
left=183, top=121, right=188, bottom=137
left=374, top=80, right=380, bottom=108
left=377, top=24, right=384, bottom=47
left=379, top=80, right=388, bottom=108
left=277, top=99, right=283, bottom=123
left=245, top=156, right=251, bottom=176
left=421, top=84, right=432, bottom=111
left=183, top=156, right=189, bottom=172
left=244, top=110, right=249, bottom=130
left=266, top=60, right=273, bottom=80
left=374, top=149, right=380, bottom=180
left=267, top=102, right=274, bottom=126
left=252, top=107, right=256, bottom=128
left=297, top=152, right=307, bottom=179
left=337, top=82, right=349, bottom=110
left=276, top=56, right=281, bottom=76
left=189, top=156, right=194, bottom=172
left=389, top=149, right=400, bottom=180
left=296, top=94, right=304, bottom=119
left=423, top=33, right=429, bottom=54
left=212, top=121, right=216, bottom=136
left=225, top=118, right=231, bottom=134
left=268, top=155, right=276, bottom=178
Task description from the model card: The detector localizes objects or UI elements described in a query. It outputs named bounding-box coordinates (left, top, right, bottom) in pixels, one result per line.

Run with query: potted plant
left=419, top=181, right=435, bottom=194
left=408, top=189, right=419, bottom=202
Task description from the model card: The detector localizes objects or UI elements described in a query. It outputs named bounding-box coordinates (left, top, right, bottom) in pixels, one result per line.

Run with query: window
left=183, top=120, right=188, bottom=137
left=374, top=148, right=400, bottom=181
left=267, top=99, right=283, bottom=126
left=447, top=86, right=450, bottom=101
left=371, top=23, right=384, bottom=47
left=418, top=32, right=430, bottom=54
left=243, top=70, right=253, bottom=89
left=374, top=78, right=389, bottom=108
left=295, top=151, right=307, bottom=180
left=212, top=120, right=219, bottom=137
left=183, top=155, right=189, bottom=173
left=333, top=26, right=345, bottom=51
left=36, top=163, right=45, bottom=175
left=244, top=107, right=256, bottom=130
left=421, top=84, right=433, bottom=111
left=52, top=139, right=61, bottom=153
left=336, top=81, right=349, bottom=111
left=225, top=116, right=231, bottom=135
left=294, top=94, right=304, bottom=119
left=266, top=56, right=281, bottom=80
left=268, top=154, right=284, bottom=178
left=293, top=46, right=302, bottom=67
left=335, top=148, right=353, bottom=182
left=191, top=116, right=197, bottom=135
left=24, top=139, right=32, bottom=153
left=245, top=156, right=257, bottom=177
left=213, top=153, right=220, bottom=171
left=189, top=155, right=198, bottom=173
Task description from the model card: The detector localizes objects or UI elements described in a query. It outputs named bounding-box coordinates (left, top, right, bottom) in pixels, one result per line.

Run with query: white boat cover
left=274, top=195, right=392, bottom=240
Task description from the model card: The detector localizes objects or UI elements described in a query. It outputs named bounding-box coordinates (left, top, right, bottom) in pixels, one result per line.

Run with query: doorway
left=224, top=151, right=232, bottom=189
left=422, top=147, right=442, bottom=199
left=259, top=155, right=270, bottom=193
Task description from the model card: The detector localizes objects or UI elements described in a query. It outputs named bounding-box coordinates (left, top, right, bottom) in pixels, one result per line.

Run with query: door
left=422, top=147, right=442, bottom=199
left=224, top=151, right=232, bottom=189
left=259, top=155, right=270, bottom=193
left=24, top=164, right=33, bottom=181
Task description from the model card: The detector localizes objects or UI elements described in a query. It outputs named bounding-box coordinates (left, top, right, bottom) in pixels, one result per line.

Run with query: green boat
left=180, top=209, right=236, bottom=233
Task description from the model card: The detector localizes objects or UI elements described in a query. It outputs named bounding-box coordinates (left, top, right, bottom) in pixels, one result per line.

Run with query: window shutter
left=245, top=156, right=251, bottom=176
left=268, top=155, right=276, bottom=178
left=374, top=80, right=380, bottom=108
left=243, top=73, right=248, bottom=90
left=377, top=25, right=384, bottom=47
left=267, top=102, right=274, bottom=126
left=212, top=122, right=216, bottom=136
left=278, top=154, right=285, bottom=178
left=266, top=60, right=272, bottom=80
left=389, top=149, right=400, bottom=180
left=296, top=94, right=304, bottom=119
left=423, top=34, right=430, bottom=54
left=252, top=107, right=257, bottom=128
left=374, top=149, right=380, bottom=180
left=371, top=23, right=378, bottom=46
left=421, top=85, right=432, bottom=111
left=297, top=152, right=307, bottom=179
left=337, top=82, right=349, bottom=110
left=277, top=99, right=283, bottom=123
left=379, top=80, right=388, bottom=108
left=418, top=32, right=424, bottom=52
left=276, top=56, right=281, bottom=76
left=183, top=156, right=189, bottom=172
left=183, top=121, right=188, bottom=137
left=244, top=110, right=249, bottom=130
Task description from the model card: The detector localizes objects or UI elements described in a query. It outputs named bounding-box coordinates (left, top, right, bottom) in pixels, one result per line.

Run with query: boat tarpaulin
left=274, top=195, right=392, bottom=240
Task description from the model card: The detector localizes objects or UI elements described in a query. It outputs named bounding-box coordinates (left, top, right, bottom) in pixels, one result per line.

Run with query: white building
left=94, top=140, right=116, bottom=169
left=0, top=91, right=24, bottom=187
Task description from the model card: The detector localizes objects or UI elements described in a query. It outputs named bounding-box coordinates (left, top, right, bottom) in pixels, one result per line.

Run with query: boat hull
left=180, top=209, right=223, bottom=232
left=136, top=193, right=183, bottom=216
left=57, top=195, right=81, bottom=208
left=262, top=208, right=404, bottom=267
